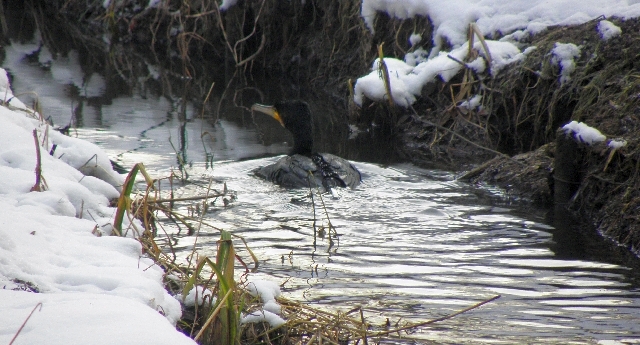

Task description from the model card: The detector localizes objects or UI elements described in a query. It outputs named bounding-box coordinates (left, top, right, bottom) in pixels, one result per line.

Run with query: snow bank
left=354, top=39, right=528, bottom=107
left=3, top=291, right=191, bottom=345
left=0, top=68, right=194, bottom=345
left=356, top=0, right=640, bottom=107
left=361, top=0, right=640, bottom=49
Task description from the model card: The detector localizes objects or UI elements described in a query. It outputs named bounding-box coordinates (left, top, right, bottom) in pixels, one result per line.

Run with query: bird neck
left=291, top=137, right=313, bottom=156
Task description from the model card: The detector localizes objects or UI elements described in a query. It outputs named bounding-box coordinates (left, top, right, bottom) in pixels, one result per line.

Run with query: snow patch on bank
left=360, top=0, right=640, bottom=49
left=242, top=280, right=286, bottom=328
left=563, top=121, right=606, bottom=145
left=597, top=20, right=622, bottom=41
left=0, top=67, right=194, bottom=345
left=356, top=0, right=640, bottom=107
left=354, top=39, right=528, bottom=107
left=608, top=139, right=627, bottom=149
left=179, top=286, right=215, bottom=307
left=551, top=43, right=581, bottom=85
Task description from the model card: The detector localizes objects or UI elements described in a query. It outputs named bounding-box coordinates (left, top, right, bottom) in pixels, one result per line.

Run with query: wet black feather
left=254, top=100, right=361, bottom=190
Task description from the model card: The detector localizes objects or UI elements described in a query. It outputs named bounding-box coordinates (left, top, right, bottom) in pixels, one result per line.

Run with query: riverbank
left=396, top=17, right=640, bottom=255
left=0, top=70, right=195, bottom=344
left=3, top=2, right=640, bottom=342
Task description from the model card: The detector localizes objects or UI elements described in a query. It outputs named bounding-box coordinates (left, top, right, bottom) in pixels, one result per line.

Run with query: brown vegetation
left=447, top=18, right=640, bottom=253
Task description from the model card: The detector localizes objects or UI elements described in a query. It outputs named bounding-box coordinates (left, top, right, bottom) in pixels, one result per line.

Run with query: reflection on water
left=5, top=37, right=640, bottom=345
left=3, top=39, right=287, bottom=169
left=4, top=37, right=400, bottom=172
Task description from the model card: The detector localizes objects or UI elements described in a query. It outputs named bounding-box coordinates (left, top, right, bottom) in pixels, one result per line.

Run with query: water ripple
left=167, top=159, right=640, bottom=344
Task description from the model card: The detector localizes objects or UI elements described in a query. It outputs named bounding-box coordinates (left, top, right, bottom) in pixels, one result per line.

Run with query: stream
left=6, top=42, right=640, bottom=344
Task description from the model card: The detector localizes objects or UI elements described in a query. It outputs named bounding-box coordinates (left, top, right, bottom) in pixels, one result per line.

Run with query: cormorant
left=251, top=100, right=361, bottom=191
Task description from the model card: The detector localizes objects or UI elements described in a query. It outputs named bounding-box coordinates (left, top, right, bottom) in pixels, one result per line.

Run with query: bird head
left=252, top=100, right=314, bottom=155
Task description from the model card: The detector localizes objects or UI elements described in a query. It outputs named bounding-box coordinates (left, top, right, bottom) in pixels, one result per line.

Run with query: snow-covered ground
left=355, top=0, right=634, bottom=107
left=0, top=70, right=195, bottom=344
left=0, top=63, right=286, bottom=343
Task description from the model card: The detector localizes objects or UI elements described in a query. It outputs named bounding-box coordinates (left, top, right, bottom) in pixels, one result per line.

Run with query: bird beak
left=251, top=104, right=285, bottom=127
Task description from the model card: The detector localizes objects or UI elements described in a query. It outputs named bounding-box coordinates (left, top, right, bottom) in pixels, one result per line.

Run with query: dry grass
left=244, top=295, right=501, bottom=345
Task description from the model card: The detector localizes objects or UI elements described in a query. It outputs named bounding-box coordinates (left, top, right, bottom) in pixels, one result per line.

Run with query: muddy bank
left=401, top=18, right=640, bottom=254
left=4, top=1, right=640, bottom=254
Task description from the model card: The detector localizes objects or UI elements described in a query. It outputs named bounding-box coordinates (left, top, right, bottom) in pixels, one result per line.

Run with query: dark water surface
left=6, top=41, right=640, bottom=344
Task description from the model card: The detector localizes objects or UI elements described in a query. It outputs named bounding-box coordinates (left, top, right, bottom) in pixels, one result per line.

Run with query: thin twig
left=30, top=129, right=46, bottom=192
left=194, top=288, right=234, bottom=341
left=9, top=302, right=43, bottom=345
left=150, top=194, right=226, bottom=203
left=377, top=43, right=395, bottom=107
left=409, top=106, right=525, bottom=166
left=372, top=295, right=501, bottom=337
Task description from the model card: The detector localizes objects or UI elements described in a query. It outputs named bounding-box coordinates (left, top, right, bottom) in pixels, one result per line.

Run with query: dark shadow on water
left=547, top=205, right=640, bottom=282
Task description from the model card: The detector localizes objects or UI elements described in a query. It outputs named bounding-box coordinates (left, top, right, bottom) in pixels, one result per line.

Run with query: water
left=169, top=161, right=640, bottom=344
left=6, top=42, right=640, bottom=344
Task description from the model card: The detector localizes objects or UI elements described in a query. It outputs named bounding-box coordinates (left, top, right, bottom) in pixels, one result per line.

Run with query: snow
left=551, top=43, right=581, bottom=85
left=83, top=73, right=107, bottom=98
left=4, top=291, right=191, bottom=345
left=409, top=33, right=422, bottom=47
left=220, top=0, right=238, bottom=11
left=404, top=47, right=428, bottom=67
left=608, top=139, right=627, bottom=149
left=246, top=280, right=281, bottom=304
left=562, top=121, right=606, bottom=145
left=180, top=285, right=215, bottom=307
left=458, top=94, right=483, bottom=110
left=148, top=0, right=163, bottom=8
left=241, top=309, right=286, bottom=328
left=354, top=0, right=640, bottom=107
left=0, top=68, right=195, bottom=345
left=361, top=0, right=640, bottom=49
left=241, top=280, right=286, bottom=328
left=354, top=57, right=419, bottom=107
left=598, top=20, right=622, bottom=41
left=481, top=39, right=530, bottom=73
left=353, top=39, right=529, bottom=107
